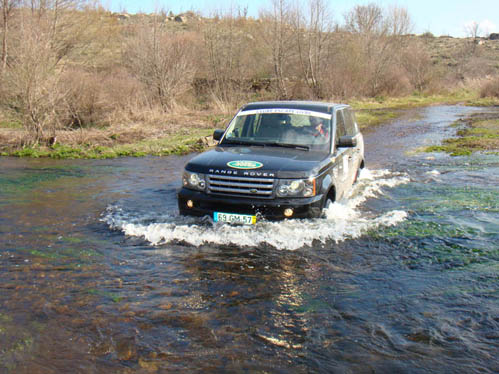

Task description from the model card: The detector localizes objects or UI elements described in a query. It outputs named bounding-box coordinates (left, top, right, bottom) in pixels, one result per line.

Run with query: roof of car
left=240, top=101, right=348, bottom=114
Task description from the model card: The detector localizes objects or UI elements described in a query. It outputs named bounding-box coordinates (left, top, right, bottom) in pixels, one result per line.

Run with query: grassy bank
left=1, top=91, right=498, bottom=159
left=425, top=111, right=499, bottom=156
left=0, top=128, right=215, bottom=159
left=351, top=90, right=499, bottom=129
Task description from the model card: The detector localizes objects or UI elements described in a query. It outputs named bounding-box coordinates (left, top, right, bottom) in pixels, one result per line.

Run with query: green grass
left=349, top=90, right=487, bottom=111
left=25, top=246, right=102, bottom=261
left=6, top=128, right=214, bottom=159
left=85, top=288, right=123, bottom=303
left=350, top=90, right=499, bottom=129
left=0, top=120, right=22, bottom=129
left=369, top=181, right=499, bottom=271
left=373, top=219, right=499, bottom=270
left=354, top=109, right=399, bottom=129
left=425, top=114, right=499, bottom=156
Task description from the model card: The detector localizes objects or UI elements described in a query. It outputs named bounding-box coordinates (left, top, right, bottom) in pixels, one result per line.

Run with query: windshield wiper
left=222, top=139, right=264, bottom=146
left=262, top=142, right=310, bottom=151
left=222, top=139, right=309, bottom=151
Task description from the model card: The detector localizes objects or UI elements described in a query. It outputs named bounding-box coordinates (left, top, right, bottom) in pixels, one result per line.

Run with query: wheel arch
left=326, top=185, right=336, bottom=204
left=320, top=173, right=337, bottom=207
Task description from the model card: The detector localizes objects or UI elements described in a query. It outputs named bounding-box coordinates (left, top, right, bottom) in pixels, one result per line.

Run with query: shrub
left=61, top=69, right=109, bottom=128
left=3, top=30, right=66, bottom=145
left=61, top=68, right=144, bottom=128
left=480, top=77, right=499, bottom=98
left=123, top=26, right=199, bottom=109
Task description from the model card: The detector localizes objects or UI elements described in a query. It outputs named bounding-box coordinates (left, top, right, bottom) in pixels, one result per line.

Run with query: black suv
left=178, top=101, right=364, bottom=223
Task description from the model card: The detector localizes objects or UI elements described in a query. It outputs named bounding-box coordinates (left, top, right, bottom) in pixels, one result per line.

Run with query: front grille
left=207, top=174, right=275, bottom=198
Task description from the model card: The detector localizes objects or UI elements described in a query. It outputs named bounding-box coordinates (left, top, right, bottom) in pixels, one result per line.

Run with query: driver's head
left=309, top=116, right=322, bottom=127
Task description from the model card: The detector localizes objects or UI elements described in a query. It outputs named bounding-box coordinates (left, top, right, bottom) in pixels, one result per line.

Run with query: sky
left=105, top=0, right=499, bottom=37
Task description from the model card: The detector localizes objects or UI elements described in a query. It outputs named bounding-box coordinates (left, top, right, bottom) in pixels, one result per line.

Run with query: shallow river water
left=0, top=106, right=498, bottom=373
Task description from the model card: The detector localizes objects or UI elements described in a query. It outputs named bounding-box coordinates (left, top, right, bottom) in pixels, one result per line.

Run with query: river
left=0, top=106, right=497, bottom=373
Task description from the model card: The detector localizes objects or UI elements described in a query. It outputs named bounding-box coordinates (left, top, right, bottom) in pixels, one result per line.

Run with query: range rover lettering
left=177, top=101, right=364, bottom=224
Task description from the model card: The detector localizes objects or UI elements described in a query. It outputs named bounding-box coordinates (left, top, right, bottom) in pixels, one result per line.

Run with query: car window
left=222, top=111, right=332, bottom=152
left=335, top=110, right=347, bottom=141
left=343, top=109, right=357, bottom=135
left=227, top=115, right=247, bottom=138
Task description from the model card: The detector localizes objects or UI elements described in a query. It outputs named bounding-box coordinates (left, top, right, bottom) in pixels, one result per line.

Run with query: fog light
left=284, top=208, right=294, bottom=217
left=186, top=200, right=194, bottom=208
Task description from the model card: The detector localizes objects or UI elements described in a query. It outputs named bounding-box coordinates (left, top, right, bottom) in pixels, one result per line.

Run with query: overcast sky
left=106, top=0, right=499, bottom=37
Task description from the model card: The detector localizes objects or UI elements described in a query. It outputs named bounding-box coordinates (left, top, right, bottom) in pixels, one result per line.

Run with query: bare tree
left=293, top=0, right=334, bottom=98
left=464, top=21, right=481, bottom=54
left=386, top=5, right=412, bottom=36
left=0, top=0, right=20, bottom=72
left=6, top=17, right=66, bottom=143
left=203, top=8, right=248, bottom=107
left=465, top=21, right=480, bottom=40
left=344, top=2, right=384, bottom=36
left=124, top=22, right=198, bottom=109
left=259, top=0, right=295, bottom=99
left=1, top=0, right=102, bottom=144
left=343, top=3, right=413, bottom=96
left=401, top=39, right=432, bottom=91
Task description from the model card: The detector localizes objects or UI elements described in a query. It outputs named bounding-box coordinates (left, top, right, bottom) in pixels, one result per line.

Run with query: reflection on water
left=0, top=106, right=498, bottom=373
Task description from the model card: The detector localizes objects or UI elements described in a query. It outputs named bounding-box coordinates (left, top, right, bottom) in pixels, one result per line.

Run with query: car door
left=342, top=108, right=363, bottom=184
left=336, top=108, right=358, bottom=189
left=332, top=109, right=350, bottom=195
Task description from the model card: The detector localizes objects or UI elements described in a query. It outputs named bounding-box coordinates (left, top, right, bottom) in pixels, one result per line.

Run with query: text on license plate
left=214, top=212, right=256, bottom=225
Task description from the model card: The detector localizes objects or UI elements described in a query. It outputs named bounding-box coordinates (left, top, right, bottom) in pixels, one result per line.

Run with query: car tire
left=322, top=198, right=334, bottom=217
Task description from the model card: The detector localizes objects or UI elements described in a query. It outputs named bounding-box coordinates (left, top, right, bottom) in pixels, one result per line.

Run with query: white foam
left=102, top=169, right=409, bottom=250
left=427, top=170, right=440, bottom=175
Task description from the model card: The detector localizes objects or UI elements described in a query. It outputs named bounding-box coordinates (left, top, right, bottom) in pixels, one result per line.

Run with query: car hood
left=185, top=146, right=330, bottom=178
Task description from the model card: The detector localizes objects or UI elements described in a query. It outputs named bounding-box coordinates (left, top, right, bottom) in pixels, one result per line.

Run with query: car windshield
left=220, top=109, right=332, bottom=151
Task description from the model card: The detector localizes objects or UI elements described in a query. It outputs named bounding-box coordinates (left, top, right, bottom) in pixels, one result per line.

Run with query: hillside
left=0, top=6, right=498, bottom=158
left=422, top=34, right=499, bottom=76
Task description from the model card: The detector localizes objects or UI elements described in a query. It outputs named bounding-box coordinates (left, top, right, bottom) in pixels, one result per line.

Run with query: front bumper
left=177, top=188, right=324, bottom=220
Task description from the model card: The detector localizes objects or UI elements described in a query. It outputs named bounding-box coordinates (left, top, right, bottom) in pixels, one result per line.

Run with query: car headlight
left=182, top=171, right=206, bottom=191
left=276, top=178, right=316, bottom=197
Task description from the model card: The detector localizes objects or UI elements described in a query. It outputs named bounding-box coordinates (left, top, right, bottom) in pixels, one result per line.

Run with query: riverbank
left=1, top=91, right=498, bottom=159
left=353, top=90, right=499, bottom=128
left=425, top=110, right=499, bottom=156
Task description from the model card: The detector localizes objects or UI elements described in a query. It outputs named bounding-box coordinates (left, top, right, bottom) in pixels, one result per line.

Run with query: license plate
left=214, top=212, right=256, bottom=225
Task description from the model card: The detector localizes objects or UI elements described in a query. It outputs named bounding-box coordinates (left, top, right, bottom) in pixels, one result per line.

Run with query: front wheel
left=321, top=198, right=334, bottom=218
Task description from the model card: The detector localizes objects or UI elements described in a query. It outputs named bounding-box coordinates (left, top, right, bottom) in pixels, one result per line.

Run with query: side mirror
left=337, top=135, right=357, bottom=148
left=213, top=129, right=225, bottom=141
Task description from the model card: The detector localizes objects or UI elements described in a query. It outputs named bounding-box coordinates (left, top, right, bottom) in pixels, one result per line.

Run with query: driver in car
left=309, top=116, right=329, bottom=138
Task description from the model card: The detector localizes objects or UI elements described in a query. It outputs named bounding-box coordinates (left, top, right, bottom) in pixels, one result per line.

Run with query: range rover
left=177, top=101, right=364, bottom=224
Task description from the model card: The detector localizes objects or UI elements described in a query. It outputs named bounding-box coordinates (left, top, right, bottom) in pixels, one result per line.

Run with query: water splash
left=102, top=169, right=409, bottom=250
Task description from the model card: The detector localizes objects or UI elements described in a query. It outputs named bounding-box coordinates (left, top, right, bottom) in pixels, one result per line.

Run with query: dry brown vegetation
left=0, top=0, right=498, bottom=154
left=480, top=77, right=499, bottom=98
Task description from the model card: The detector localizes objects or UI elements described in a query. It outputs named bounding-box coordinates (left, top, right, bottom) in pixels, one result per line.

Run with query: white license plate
left=214, top=212, right=256, bottom=225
